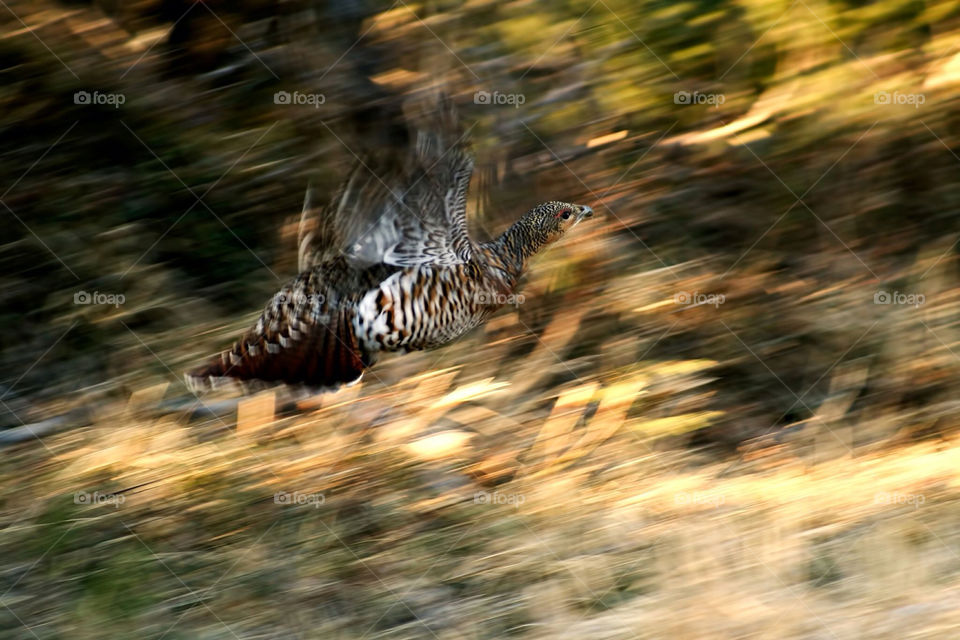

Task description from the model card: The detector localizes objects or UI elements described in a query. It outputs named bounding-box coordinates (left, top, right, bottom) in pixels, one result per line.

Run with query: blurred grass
left=2, top=0, right=960, bottom=637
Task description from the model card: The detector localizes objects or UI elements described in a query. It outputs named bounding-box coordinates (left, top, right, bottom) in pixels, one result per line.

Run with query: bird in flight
left=187, top=97, right=594, bottom=391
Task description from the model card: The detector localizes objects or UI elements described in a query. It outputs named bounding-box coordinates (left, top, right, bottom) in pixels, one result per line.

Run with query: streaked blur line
left=0, top=0, right=79, bottom=79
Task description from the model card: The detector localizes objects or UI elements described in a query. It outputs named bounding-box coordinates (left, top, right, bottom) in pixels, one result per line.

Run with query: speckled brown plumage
left=186, top=99, right=593, bottom=391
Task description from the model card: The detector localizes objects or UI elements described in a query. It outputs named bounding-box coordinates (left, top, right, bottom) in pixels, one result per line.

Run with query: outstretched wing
left=298, top=95, right=478, bottom=270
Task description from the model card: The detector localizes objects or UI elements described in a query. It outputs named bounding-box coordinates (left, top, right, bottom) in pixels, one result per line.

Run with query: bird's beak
left=576, top=205, right=594, bottom=221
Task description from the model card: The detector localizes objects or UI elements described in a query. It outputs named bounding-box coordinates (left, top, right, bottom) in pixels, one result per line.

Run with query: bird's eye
left=561, top=209, right=571, bottom=220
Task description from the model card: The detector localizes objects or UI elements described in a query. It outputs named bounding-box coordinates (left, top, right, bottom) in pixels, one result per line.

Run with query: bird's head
left=491, top=200, right=596, bottom=277
left=524, top=201, right=595, bottom=246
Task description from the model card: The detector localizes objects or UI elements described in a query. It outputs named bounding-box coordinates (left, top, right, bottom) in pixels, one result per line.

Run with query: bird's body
left=354, top=260, right=498, bottom=353
left=187, top=97, right=593, bottom=390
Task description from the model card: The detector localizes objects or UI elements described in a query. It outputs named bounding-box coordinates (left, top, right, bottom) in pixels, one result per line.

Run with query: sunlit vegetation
left=3, top=0, right=960, bottom=637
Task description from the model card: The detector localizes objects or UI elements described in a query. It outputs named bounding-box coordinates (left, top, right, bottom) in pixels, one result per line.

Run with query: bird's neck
left=482, top=219, right=550, bottom=286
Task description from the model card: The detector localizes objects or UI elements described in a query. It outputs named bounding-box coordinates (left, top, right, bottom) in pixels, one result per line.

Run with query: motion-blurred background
left=2, top=0, right=960, bottom=637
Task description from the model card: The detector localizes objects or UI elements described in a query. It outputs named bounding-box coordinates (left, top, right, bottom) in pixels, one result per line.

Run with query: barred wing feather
left=298, top=99, right=477, bottom=269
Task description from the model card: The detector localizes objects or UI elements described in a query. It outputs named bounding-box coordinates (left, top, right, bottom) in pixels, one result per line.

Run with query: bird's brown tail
left=186, top=306, right=367, bottom=391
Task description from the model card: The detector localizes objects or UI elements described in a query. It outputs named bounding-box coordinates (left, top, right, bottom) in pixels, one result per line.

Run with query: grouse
left=186, top=99, right=594, bottom=391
